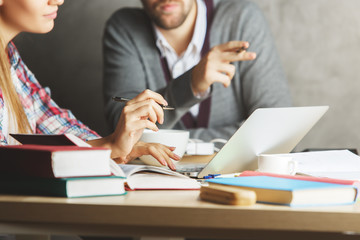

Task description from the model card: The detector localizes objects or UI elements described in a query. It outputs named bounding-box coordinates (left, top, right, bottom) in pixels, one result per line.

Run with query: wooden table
left=1, top=191, right=360, bottom=240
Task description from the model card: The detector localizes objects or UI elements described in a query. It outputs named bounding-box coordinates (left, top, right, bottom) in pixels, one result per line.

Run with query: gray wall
left=14, top=0, right=360, bottom=151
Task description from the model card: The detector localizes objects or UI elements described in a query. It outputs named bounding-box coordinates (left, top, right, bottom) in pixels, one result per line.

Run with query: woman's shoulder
left=8, top=42, right=43, bottom=93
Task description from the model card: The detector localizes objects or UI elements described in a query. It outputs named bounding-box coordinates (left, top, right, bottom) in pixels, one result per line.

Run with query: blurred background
left=14, top=0, right=360, bottom=152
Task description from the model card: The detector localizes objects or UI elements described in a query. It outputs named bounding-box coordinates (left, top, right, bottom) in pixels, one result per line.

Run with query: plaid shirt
left=0, top=42, right=100, bottom=145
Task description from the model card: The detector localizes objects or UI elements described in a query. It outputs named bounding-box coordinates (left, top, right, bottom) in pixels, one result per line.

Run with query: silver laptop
left=176, top=106, right=329, bottom=178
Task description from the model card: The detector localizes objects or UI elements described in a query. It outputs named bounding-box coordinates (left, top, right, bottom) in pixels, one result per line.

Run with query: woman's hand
left=114, top=141, right=181, bottom=170
left=109, top=89, right=168, bottom=160
left=89, top=90, right=176, bottom=165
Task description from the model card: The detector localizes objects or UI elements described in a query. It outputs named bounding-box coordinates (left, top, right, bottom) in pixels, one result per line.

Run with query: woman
left=0, top=0, right=179, bottom=170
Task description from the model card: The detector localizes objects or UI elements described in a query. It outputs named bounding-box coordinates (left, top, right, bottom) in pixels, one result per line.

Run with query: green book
left=0, top=176, right=126, bottom=198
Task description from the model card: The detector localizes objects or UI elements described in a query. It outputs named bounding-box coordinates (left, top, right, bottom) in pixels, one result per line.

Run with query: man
left=103, top=0, right=292, bottom=142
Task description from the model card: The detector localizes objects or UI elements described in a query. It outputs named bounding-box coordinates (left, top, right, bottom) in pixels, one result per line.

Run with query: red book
left=0, top=145, right=112, bottom=178
left=240, top=171, right=360, bottom=189
left=10, top=133, right=88, bottom=146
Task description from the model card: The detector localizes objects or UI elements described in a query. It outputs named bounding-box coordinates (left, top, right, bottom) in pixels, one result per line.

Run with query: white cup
left=258, top=154, right=297, bottom=175
left=139, top=129, right=190, bottom=167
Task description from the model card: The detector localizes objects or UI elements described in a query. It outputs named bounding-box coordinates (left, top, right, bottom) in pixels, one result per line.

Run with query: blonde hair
left=0, top=38, right=31, bottom=134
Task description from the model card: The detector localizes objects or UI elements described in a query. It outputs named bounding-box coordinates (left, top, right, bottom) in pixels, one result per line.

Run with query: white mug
left=258, top=154, right=297, bottom=175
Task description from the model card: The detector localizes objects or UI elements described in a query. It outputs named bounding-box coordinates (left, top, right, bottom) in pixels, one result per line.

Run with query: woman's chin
left=28, top=22, right=55, bottom=34
left=41, top=23, right=55, bottom=33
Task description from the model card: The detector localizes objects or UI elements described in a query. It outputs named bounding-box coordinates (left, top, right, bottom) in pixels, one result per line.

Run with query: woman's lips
left=44, top=11, right=57, bottom=20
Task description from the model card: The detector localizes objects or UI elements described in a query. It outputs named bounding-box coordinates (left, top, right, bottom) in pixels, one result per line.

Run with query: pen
left=204, top=174, right=221, bottom=179
left=112, top=97, right=175, bottom=110
left=214, top=173, right=241, bottom=178
left=235, top=46, right=246, bottom=53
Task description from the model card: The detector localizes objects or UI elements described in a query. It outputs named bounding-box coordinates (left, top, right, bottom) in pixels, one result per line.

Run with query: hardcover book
left=0, top=145, right=112, bottom=178
left=0, top=176, right=126, bottom=198
left=10, top=133, right=89, bottom=147
left=240, top=171, right=360, bottom=189
left=206, top=176, right=358, bottom=207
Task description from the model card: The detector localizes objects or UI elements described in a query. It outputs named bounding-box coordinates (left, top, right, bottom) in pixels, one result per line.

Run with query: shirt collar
left=153, top=0, right=207, bottom=57
left=191, top=0, right=207, bottom=54
left=154, top=27, right=172, bottom=57
left=7, top=42, right=21, bottom=69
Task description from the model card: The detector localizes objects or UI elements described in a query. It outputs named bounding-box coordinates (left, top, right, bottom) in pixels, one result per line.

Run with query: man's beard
left=144, top=0, right=193, bottom=30
left=151, top=10, right=188, bottom=29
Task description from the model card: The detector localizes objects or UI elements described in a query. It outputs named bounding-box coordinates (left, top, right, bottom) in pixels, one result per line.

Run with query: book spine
left=0, top=148, right=55, bottom=178
left=0, top=177, right=68, bottom=197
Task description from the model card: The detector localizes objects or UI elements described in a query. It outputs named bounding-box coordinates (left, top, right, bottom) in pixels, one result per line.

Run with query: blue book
left=206, top=176, right=358, bottom=207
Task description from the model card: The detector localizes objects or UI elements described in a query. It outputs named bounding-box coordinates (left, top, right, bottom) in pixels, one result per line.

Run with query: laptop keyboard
left=176, top=163, right=207, bottom=177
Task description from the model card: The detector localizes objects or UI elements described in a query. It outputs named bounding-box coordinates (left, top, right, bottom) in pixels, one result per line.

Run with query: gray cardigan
left=103, top=0, right=292, bottom=141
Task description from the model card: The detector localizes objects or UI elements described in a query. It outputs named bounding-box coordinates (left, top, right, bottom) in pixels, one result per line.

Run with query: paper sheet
left=274, top=150, right=360, bottom=180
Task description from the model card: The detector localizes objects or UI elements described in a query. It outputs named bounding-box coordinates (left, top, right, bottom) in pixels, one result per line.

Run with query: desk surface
left=1, top=191, right=360, bottom=239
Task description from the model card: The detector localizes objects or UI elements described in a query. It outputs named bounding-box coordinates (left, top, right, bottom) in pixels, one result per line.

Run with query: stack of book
left=0, top=134, right=201, bottom=197
left=201, top=172, right=358, bottom=207
left=0, top=135, right=125, bottom=198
